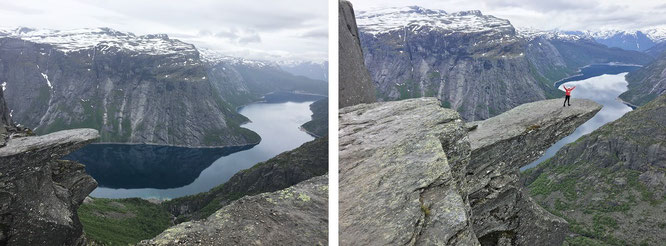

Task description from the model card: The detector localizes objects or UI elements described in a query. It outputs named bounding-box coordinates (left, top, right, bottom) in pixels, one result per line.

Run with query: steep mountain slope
left=646, top=42, right=666, bottom=57
left=0, top=28, right=259, bottom=147
left=620, top=53, right=666, bottom=106
left=524, top=94, right=666, bottom=245
left=339, top=0, right=376, bottom=108
left=201, top=49, right=328, bottom=108
left=356, top=7, right=652, bottom=121
left=279, top=60, right=329, bottom=81
left=301, top=98, right=328, bottom=137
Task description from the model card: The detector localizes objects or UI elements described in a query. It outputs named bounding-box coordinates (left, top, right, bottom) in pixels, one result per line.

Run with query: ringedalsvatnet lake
left=522, top=64, right=639, bottom=170
left=66, top=95, right=323, bottom=199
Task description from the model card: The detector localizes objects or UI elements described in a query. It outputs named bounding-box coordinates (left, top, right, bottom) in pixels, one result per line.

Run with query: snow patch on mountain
left=0, top=27, right=196, bottom=56
left=516, top=27, right=584, bottom=41
left=356, top=6, right=512, bottom=36
left=198, top=48, right=279, bottom=69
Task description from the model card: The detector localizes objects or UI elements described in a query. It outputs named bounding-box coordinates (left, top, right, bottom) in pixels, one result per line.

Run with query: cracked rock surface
left=339, top=97, right=601, bottom=245
left=139, top=174, right=328, bottom=246
left=0, top=128, right=99, bottom=245
left=339, top=98, right=477, bottom=245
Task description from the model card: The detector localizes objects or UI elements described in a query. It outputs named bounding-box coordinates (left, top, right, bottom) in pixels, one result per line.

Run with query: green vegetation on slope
left=78, top=198, right=172, bottom=246
left=524, top=94, right=666, bottom=245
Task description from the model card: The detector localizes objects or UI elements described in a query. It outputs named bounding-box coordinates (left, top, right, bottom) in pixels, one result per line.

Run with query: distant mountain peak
left=356, top=6, right=511, bottom=35
left=0, top=26, right=193, bottom=56
left=198, top=48, right=279, bottom=69
left=516, top=27, right=586, bottom=41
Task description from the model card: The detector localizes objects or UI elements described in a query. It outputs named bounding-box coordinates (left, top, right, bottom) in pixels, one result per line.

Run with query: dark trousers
left=563, top=95, right=571, bottom=106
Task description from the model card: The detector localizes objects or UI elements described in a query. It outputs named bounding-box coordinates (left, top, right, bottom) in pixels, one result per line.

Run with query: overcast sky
left=351, top=0, right=666, bottom=31
left=0, top=0, right=328, bottom=62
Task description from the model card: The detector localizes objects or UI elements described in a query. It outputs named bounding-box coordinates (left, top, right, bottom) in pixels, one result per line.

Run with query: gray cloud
left=301, top=28, right=328, bottom=39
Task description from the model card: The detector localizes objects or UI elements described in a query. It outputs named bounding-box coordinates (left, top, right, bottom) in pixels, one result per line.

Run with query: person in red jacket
left=563, top=85, right=575, bottom=107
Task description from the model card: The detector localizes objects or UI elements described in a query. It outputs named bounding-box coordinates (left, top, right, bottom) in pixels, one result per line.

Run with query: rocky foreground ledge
left=339, top=98, right=600, bottom=245
left=0, top=128, right=99, bottom=245
left=140, top=174, right=328, bottom=245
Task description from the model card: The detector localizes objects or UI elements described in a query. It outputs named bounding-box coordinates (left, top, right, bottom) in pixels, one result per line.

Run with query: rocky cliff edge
left=339, top=98, right=601, bottom=245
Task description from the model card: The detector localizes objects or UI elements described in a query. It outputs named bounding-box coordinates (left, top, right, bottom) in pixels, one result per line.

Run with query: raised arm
left=562, top=85, right=568, bottom=90
left=572, top=86, right=576, bottom=90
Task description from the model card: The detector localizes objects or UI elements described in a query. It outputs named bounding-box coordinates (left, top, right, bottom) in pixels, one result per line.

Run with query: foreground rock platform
left=339, top=97, right=601, bottom=245
left=140, top=174, right=328, bottom=246
left=339, top=98, right=476, bottom=245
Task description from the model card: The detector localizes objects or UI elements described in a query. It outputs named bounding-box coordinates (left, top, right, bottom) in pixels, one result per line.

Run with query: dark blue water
left=522, top=66, right=634, bottom=170
left=554, top=64, right=641, bottom=87
left=66, top=97, right=320, bottom=199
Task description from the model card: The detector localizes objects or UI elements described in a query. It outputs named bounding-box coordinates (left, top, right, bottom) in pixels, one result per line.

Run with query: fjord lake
left=66, top=96, right=323, bottom=199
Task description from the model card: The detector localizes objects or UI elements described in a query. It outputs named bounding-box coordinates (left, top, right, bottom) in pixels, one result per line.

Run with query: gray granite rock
left=339, top=0, right=376, bottom=108
left=139, top=174, right=328, bottom=246
left=339, top=98, right=477, bottom=245
left=339, top=97, right=601, bottom=245
left=0, top=128, right=99, bottom=245
left=466, top=98, right=600, bottom=245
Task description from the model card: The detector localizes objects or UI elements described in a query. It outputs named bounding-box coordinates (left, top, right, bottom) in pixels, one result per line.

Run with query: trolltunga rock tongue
left=0, top=128, right=99, bottom=245
left=339, top=97, right=601, bottom=245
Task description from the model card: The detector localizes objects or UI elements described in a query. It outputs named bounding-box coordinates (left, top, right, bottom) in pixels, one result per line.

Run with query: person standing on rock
left=563, top=85, right=575, bottom=107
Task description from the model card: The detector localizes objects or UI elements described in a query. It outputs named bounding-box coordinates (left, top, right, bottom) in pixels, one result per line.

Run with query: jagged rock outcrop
left=139, top=174, right=328, bottom=246
left=339, top=97, right=601, bottom=245
left=0, top=128, right=99, bottom=245
left=339, top=0, right=376, bottom=108
left=466, top=98, right=601, bottom=244
left=620, top=52, right=666, bottom=106
left=355, top=6, right=650, bottom=120
left=524, top=94, right=666, bottom=245
left=339, top=98, right=475, bottom=245
left=163, top=136, right=328, bottom=222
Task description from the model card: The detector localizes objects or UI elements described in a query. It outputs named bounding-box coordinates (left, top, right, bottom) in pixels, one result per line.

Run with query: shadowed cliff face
left=0, top=128, right=99, bottom=245
left=339, top=0, right=376, bottom=108
left=339, top=97, right=601, bottom=245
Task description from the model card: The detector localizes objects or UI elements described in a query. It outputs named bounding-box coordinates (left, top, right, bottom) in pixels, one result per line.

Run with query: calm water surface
left=66, top=100, right=317, bottom=199
left=522, top=70, right=634, bottom=170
